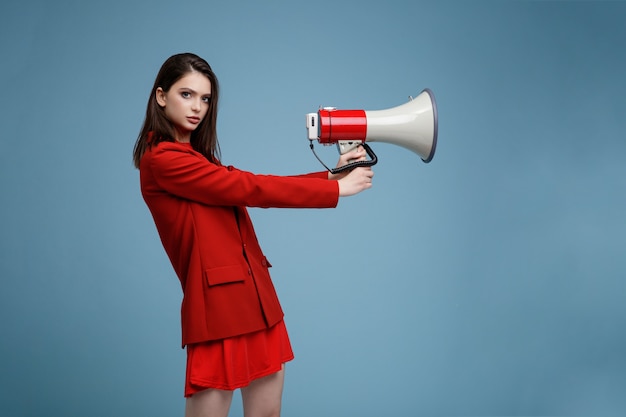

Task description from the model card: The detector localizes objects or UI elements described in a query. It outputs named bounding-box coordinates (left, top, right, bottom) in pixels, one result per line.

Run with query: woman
left=133, top=53, right=373, bottom=417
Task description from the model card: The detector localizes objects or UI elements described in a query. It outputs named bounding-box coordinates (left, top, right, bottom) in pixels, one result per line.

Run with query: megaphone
left=306, top=88, right=438, bottom=173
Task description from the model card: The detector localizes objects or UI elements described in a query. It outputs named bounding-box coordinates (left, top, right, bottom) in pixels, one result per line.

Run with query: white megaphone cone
left=306, top=89, right=438, bottom=173
left=364, top=88, right=438, bottom=162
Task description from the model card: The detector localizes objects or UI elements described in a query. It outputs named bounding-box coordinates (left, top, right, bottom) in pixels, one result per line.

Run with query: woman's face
left=156, top=71, right=212, bottom=143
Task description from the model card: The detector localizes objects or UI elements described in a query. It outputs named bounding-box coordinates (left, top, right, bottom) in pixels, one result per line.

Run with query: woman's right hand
left=337, top=166, right=374, bottom=197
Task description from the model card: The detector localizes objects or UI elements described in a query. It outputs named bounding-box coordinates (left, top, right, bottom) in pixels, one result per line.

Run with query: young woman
left=133, top=53, right=373, bottom=417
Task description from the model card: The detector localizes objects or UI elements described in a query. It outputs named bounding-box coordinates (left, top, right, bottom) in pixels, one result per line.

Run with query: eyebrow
left=178, top=87, right=211, bottom=97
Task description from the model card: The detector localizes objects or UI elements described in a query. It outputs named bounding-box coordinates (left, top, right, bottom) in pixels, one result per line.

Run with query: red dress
left=185, top=320, right=294, bottom=396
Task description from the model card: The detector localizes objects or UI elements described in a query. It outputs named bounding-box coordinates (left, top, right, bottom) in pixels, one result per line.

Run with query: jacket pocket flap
left=204, top=265, right=247, bottom=286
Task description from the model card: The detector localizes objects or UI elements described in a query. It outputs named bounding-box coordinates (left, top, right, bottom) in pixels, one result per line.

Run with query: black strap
left=309, top=142, right=378, bottom=174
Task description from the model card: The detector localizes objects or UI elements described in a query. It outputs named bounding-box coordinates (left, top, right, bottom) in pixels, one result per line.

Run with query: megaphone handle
left=330, top=143, right=378, bottom=174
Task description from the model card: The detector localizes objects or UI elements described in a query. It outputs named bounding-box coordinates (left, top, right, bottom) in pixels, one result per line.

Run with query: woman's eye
left=181, top=92, right=191, bottom=98
left=202, top=97, right=211, bottom=103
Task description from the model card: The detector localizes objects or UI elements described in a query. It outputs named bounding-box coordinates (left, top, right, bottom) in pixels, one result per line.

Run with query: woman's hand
left=337, top=166, right=374, bottom=197
left=328, top=146, right=368, bottom=180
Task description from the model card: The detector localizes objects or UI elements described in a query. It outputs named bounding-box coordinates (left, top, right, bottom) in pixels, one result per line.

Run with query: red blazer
left=140, top=141, right=339, bottom=346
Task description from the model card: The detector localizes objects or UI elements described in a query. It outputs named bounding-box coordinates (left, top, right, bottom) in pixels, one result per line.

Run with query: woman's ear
left=155, top=87, right=167, bottom=107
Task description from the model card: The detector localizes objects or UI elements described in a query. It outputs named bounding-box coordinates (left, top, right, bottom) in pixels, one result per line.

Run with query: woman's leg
left=241, top=365, right=286, bottom=417
left=185, top=388, right=234, bottom=417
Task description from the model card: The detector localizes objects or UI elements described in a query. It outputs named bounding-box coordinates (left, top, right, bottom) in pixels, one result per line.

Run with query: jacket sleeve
left=289, top=171, right=329, bottom=180
left=147, top=142, right=339, bottom=208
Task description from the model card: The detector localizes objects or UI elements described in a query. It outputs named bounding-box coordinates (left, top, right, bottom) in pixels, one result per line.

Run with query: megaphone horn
left=306, top=88, right=438, bottom=173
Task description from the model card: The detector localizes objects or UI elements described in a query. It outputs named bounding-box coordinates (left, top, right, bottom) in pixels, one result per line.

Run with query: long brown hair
left=133, top=53, right=220, bottom=168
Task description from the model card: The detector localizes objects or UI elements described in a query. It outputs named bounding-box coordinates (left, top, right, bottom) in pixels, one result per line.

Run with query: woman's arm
left=285, top=146, right=374, bottom=196
left=144, top=142, right=339, bottom=208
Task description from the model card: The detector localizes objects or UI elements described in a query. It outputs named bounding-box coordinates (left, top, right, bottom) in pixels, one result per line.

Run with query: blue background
left=1, top=1, right=625, bottom=416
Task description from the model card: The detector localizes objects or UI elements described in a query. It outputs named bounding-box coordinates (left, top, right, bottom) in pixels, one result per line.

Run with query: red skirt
left=184, top=320, right=294, bottom=396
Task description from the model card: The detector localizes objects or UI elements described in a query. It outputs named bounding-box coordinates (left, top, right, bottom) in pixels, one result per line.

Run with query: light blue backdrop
left=1, top=1, right=625, bottom=416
